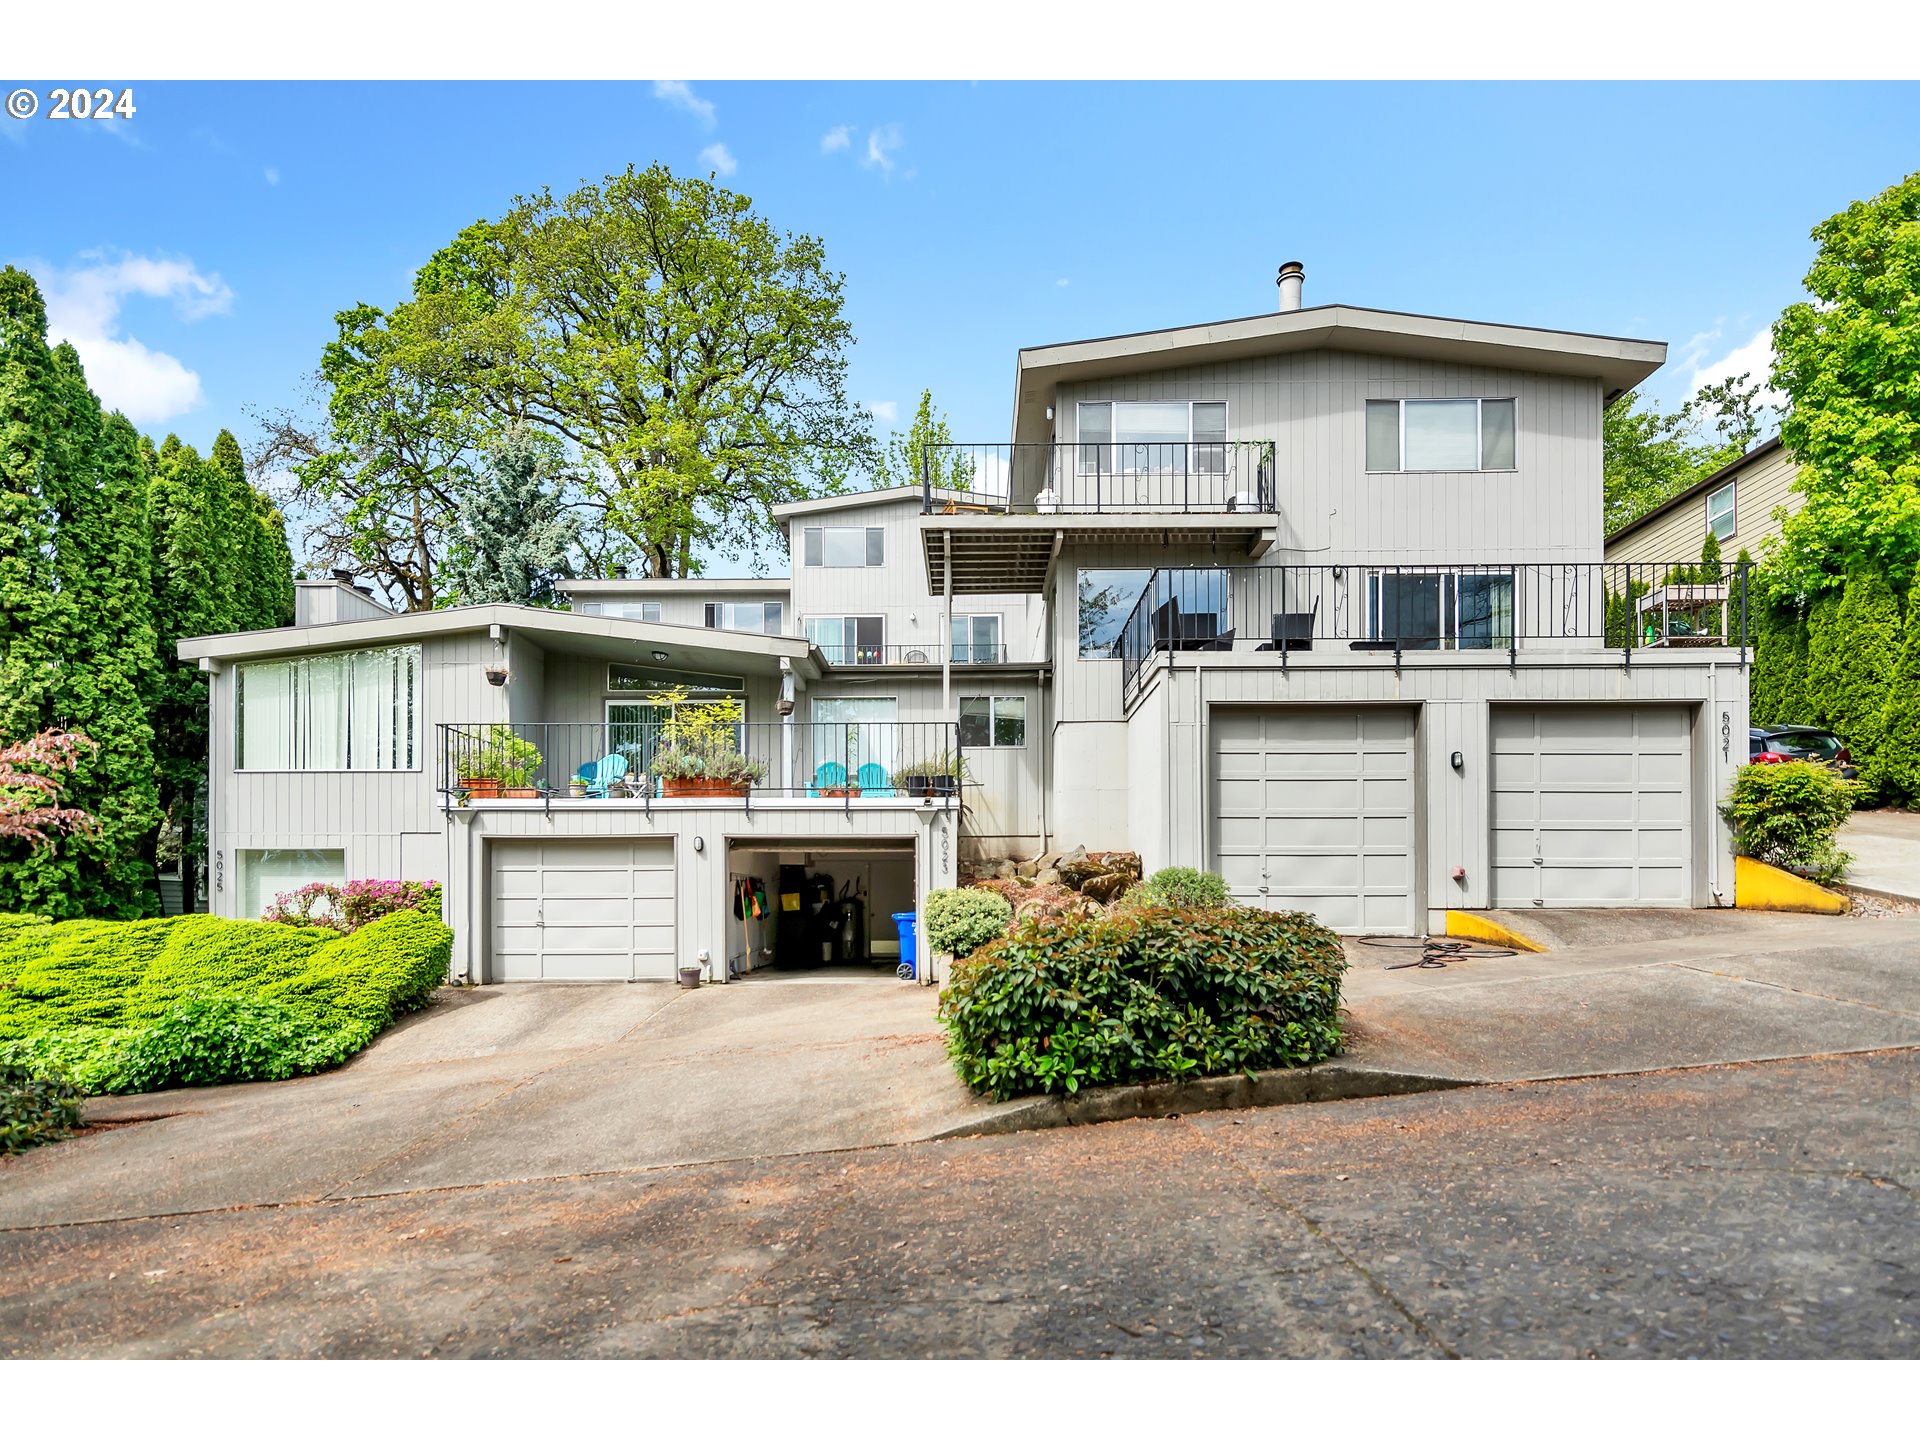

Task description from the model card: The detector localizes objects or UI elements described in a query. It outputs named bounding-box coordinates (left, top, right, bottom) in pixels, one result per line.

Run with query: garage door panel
left=1491, top=706, right=1692, bottom=909
left=1212, top=706, right=1416, bottom=936
left=491, top=838, right=677, bottom=982
left=632, top=896, right=678, bottom=927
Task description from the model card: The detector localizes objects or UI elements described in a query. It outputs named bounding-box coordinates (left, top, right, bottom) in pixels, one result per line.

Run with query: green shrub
left=1721, top=760, right=1859, bottom=884
left=923, top=887, right=1014, bottom=957
left=0, top=909, right=453, bottom=1094
left=937, top=905, right=1347, bottom=1102
left=1122, top=866, right=1233, bottom=909
left=0, top=1062, right=84, bottom=1154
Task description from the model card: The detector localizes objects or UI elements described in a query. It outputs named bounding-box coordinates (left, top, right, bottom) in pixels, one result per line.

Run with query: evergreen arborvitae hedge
left=1880, top=593, right=1920, bottom=804
left=1827, top=567, right=1902, bottom=796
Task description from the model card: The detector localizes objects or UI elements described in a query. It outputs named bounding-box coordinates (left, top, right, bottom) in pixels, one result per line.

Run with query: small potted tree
left=461, top=726, right=543, bottom=800
left=899, top=748, right=967, bottom=799
left=649, top=690, right=765, bottom=798
left=455, top=733, right=503, bottom=800
left=497, top=730, right=545, bottom=799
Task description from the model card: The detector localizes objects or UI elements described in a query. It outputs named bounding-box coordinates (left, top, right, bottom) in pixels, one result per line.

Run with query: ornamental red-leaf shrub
left=936, top=904, right=1348, bottom=1102
left=262, top=879, right=443, bottom=934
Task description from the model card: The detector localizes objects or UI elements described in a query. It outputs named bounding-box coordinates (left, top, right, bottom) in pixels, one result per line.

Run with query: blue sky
left=4, top=80, right=1917, bottom=542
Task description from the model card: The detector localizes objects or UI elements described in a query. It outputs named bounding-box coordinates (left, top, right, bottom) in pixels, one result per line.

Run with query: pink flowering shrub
left=263, top=879, right=443, bottom=934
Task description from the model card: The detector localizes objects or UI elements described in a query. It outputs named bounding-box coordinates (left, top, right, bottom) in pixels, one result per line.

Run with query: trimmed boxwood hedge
left=0, top=909, right=452, bottom=1094
left=936, top=904, right=1347, bottom=1102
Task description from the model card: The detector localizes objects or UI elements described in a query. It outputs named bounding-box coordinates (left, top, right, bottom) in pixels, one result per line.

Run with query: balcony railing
left=437, top=721, right=964, bottom=811
left=1109, top=561, right=1755, bottom=698
left=921, top=442, right=1276, bottom=516
left=815, top=642, right=1011, bottom=667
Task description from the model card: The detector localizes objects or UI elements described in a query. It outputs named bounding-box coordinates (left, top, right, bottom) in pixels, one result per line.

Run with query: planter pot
left=677, top=965, right=704, bottom=989
left=820, top=785, right=862, bottom=799
left=462, top=776, right=503, bottom=799
left=662, top=778, right=751, bottom=799
left=929, top=775, right=958, bottom=797
left=568, top=783, right=588, bottom=799
left=503, top=786, right=540, bottom=800
left=904, top=775, right=956, bottom=798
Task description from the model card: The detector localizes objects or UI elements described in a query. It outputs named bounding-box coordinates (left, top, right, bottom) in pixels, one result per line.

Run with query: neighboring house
left=180, top=262, right=1750, bottom=982
left=1604, top=436, right=1801, bottom=571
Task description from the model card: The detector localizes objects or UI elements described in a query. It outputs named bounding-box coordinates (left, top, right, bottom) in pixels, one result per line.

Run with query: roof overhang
left=919, top=513, right=1276, bottom=595
left=556, top=577, right=791, bottom=596
left=1012, top=304, right=1668, bottom=445
left=176, top=602, right=823, bottom=680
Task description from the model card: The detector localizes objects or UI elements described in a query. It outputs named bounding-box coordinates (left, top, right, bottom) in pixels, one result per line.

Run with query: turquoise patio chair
left=810, top=761, right=848, bottom=797
left=586, top=752, right=629, bottom=798
left=855, top=762, right=892, bottom=798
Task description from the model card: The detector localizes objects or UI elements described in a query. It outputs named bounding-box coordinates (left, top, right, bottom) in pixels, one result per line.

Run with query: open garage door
left=491, top=838, right=677, bottom=981
left=1212, top=707, right=1418, bottom=935
left=1490, top=705, right=1692, bottom=908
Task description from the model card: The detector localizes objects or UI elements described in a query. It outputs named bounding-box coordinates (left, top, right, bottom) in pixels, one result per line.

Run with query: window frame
left=958, top=694, right=1028, bottom=749
left=949, top=612, right=1003, bottom=663
left=1365, top=397, right=1519, bottom=474
left=1366, top=568, right=1517, bottom=651
left=1075, top=400, right=1230, bottom=474
left=1706, top=480, right=1737, bottom=543
left=805, top=614, right=886, bottom=664
left=236, top=846, right=346, bottom=920
left=802, top=525, right=886, bottom=568
left=703, top=600, right=784, bottom=635
left=233, top=644, right=422, bottom=773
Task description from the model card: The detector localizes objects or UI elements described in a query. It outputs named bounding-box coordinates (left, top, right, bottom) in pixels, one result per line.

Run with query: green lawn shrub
left=1721, top=759, right=1859, bottom=884
left=923, top=887, right=1014, bottom=957
left=262, top=879, right=444, bottom=933
left=937, top=904, right=1347, bottom=1102
left=1120, top=866, right=1233, bottom=910
left=0, top=909, right=452, bottom=1094
left=1, top=1062, right=84, bottom=1154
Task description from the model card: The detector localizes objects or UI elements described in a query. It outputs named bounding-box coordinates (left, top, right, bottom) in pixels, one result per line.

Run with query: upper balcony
left=1108, top=560, right=1756, bottom=704
left=918, top=442, right=1279, bottom=595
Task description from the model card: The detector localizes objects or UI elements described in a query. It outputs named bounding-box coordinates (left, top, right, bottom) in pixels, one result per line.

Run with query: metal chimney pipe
left=1276, top=261, right=1305, bottom=312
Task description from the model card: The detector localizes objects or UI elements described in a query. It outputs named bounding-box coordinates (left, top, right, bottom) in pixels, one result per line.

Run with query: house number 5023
left=1720, top=710, right=1731, bottom=764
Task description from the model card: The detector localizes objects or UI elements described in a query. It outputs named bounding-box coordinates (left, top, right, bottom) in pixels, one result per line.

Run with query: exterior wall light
left=651, top=650, right=670, bottom=662
left=1450, top=750, right=1464, bottom=772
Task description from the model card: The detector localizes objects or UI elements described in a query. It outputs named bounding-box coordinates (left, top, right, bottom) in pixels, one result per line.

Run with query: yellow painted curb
left=1444, top=910, right=1547, bottom=953
left=1734, top=855, right=1849, bottom=914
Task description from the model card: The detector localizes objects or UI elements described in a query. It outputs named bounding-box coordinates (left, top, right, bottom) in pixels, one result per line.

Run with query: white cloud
left=1056, top=278, right=1070, bottom=287
left=699, top=142, right=737, bottom=177
left=1686, top=325, right=1785, bottom=413
left=36, top=251, right=233, bottom=425
left=820, top=125, right=852, bottom=154
left=652, top=80, right=715, bottom=129
left=264, top=165, right=280, bottom=186
left=862, top=124, right=903, bottom=174
left=868, top=400, right=899, bottom=424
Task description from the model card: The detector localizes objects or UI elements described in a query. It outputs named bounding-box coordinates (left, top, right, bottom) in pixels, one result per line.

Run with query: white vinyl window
left=1706, top=481, right=1737, bottom=542
left=1365, top=398, right=1517, bottom=472
left=807, top=615, right=884, bottom=664
left=802, top=526, right=885, bottom=567
left=950, top=613, right=1002, bottom=663
left=237, top=847, right=345, bottom=920
left=958, top=695, right=1026, bottom=748
left=236, top=645, right=421, bottom=771
left=582, top=601, right=664, bottom=621
left=810, top=696, right=899, bottom=786
left=704, top=601, right=783, bottom=634
left=1077, top=401, right=1228, bottom=474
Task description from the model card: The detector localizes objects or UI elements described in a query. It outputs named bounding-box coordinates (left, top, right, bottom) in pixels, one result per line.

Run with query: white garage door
left=1212, top=707, right=1418, bottom=935
left=491, top=839, right=677, bottom=981
left=1490, top=706, right=1691, bottom=908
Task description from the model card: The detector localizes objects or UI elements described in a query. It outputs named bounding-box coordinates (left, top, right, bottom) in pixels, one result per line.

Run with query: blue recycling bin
left=892, top=911, right=919, bottom=981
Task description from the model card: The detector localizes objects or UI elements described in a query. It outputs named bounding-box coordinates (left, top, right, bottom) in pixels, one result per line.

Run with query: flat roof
left=556, top=576, right=791, bottom=595
left=1011, top=303, right=1668, bottom=445
left=176, top=601, right=822, bottom=679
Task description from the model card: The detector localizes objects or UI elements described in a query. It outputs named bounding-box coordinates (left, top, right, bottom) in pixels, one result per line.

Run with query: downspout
left=1707, top=659, right=1724, bottom=907
left=941, top=532, right=954, bottom=715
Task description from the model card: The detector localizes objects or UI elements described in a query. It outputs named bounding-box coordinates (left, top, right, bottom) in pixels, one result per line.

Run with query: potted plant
left=455, top=733, right=503, bottom=799
left=460, top=726, right=543, bottom=800
left=898, top=748, right=969, bottom=799
left=646, top=690, right=766, bottom=798
left=567, top=776, right=589, bottom=799
left=653, top=744, right=768, bottom=798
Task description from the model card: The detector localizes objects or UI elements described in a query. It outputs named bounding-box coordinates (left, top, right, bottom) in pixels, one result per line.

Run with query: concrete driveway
left=0, top=975, right=995, bottom=1230
left=1842, top=808, right=1920, bottom=901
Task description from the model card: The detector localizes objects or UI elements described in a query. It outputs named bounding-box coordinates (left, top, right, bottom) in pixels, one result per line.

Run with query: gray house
left=180, top=263, right=1748, bottom=980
